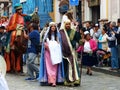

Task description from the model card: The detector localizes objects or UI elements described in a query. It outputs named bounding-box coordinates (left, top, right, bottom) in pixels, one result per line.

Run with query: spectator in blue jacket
left=107, top=21, right=119, bottom=70
left=24, top=22, right=40, bottom=81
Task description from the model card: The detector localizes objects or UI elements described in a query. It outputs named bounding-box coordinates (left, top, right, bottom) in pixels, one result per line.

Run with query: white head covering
left=95, top=23, right=99, bottom=27
left=84, top=31, right=89, bottom=35
left=43, top=22, right=58, bottom=41
left=62, top=19, right=71, bottom=30
left=49, top=22, right=56, bottom=27
left=64, top=19, right=71, bottom=24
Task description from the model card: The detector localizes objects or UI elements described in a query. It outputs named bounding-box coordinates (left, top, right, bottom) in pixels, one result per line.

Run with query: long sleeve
left=115, top=27, right=120, bottom=38
left=94, top=29, right=101, bottom=39
left=7, top=14, right=18, bottom=31
left=90, top=39, right=97, bottom=52
left=107, top=34, right=116, bottom=41
left=98, top=34, right=108, bottom=43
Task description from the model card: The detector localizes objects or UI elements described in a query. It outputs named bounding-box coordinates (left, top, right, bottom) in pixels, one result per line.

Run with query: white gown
left=0, top=55, right=9, bottom=90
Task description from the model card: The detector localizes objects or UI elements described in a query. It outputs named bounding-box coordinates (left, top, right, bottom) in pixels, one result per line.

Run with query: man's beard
left=65, top=27, right=70, bottom=30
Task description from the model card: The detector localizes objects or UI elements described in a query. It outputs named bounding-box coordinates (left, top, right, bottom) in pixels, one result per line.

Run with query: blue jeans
left=26, top=53, right=39, bottom=78
left=111, top=46, right=119, bottom=69
left=23, top=54, right=27, bottom=63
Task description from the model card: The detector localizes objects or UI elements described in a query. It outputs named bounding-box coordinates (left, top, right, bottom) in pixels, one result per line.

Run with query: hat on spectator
left=95, top=23, right=99, bottom=27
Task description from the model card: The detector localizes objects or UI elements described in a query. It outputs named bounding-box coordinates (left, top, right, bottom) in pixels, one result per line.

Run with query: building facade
left=56, top=0, right=81, bottom=23
left=2, top=0, right=119, bottom=27
left=0, top=0, right=12, bottom=17
left=11, top=0, right=54, bottom=29
left=81, top=0, right=120, bottom=23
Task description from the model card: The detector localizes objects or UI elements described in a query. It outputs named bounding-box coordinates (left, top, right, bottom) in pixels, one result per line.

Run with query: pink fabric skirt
left=45, top=50, right=58, bottom=84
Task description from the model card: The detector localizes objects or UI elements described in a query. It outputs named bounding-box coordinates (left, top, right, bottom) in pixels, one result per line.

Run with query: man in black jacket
left=115, top=18, right=120, bottom=69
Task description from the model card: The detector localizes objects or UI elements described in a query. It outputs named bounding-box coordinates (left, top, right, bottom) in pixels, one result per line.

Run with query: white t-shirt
left=84, top=41, right=92, bottom=53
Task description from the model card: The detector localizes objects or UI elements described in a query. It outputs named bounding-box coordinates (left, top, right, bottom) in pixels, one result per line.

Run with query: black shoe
left=86, top=71, right=89, bottom=75
left=36, top=73, right=39, bottom=79
left=89, top=73, right=92, bottom=76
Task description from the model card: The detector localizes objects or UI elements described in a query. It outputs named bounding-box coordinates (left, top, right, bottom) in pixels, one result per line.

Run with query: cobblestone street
left=6, top=67, right=120, bottom=90
left=1, top=0, right=120, bottom=90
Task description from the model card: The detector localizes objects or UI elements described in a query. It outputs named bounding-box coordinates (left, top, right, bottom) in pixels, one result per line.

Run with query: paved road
left=6, top=67, right=120, bottom=90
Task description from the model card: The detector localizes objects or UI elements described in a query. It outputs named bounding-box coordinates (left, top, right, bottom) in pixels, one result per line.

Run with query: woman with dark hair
left=98, top=27, right=108, bottom=51
left=79, top=27, right=86, bottom=39
left=39, top=22, right=64, bottom=87
left=76, top=27, right=86, bottom=50
left=47, top=25, right=57, bottom=41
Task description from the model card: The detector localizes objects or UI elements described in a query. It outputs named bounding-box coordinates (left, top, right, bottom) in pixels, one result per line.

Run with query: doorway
left=91, top=6, right=100, bottom=23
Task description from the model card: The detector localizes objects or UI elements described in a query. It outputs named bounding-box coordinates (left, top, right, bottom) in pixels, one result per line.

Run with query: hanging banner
left=69, top=0, right=79, bottom=6
left=20, top=0, right=27, bottom=3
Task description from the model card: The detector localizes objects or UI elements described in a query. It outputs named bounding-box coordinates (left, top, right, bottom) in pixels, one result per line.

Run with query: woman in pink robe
left=39, top=22, right=63, bottom=87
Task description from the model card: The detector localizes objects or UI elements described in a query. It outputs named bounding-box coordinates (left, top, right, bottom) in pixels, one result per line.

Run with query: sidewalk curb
left=91, top=67, right=120, bottom=77
left=81, top=65, right=120, bottom=77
